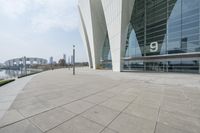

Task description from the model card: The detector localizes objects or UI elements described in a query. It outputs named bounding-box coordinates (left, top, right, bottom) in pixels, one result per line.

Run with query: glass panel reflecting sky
left=124, top=0, right=200, bottom=72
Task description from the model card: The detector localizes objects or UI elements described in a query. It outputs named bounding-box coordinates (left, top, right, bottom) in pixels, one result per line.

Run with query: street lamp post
left=68, top=57, right=70, bottom=70
left=24, top=56, right=27, bottom=75
left=73, top=45, right=75, bottom=75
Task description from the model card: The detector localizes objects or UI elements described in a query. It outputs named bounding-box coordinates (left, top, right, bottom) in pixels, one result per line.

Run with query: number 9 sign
left=150, top=42, right=158, bottom=52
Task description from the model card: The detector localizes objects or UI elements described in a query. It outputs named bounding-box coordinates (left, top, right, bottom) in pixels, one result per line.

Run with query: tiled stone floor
left=0, top=68, right=200, bottom=133
left=0, top=75, right=34, bottom=121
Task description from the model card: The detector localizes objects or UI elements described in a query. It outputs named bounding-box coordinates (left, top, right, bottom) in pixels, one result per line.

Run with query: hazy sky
left=0, top=0, right=87, bottom=63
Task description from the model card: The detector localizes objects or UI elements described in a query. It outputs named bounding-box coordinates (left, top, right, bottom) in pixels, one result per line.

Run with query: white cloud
left=0, top=0, right=79, bottom=32
left=0, top=0, right=87, bottom=63
left=31, top=0, right=79, bottom=32
left=0, top=0, right=30, bottom=18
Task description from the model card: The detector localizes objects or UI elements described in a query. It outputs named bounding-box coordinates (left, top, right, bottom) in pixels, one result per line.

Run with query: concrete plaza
left=0, top=68, right=200, bottom=133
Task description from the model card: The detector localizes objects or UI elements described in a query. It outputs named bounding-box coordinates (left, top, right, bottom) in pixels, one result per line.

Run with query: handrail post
left=73, top=45, right=75, bottom=75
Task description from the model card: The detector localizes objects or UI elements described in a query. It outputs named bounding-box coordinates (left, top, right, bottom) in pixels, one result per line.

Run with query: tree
left=58, top=59, right=66, bottom=66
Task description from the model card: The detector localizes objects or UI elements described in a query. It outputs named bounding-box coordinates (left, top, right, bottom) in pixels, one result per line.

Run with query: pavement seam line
left=99, top=80, right=139, bottom=133
left=0, top=83, right=120, bottom=130
left=153, top=92, right=163, bottom=133
left=43, top=91, right=118, bottom=133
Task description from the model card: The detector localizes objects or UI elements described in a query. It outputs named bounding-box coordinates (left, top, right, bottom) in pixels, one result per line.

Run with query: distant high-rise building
left=71, top=55, right=73, bottom=64
left=68, top=57, right=70, bottom=65
left=49, top=57, right=53, bottom=64
left=63, top=54, right=66, bottom=64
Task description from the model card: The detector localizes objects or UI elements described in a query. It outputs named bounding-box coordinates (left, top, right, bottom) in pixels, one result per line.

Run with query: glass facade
left=124, top=0, right=200, bottom=73
left=101, top=34, right=112, bottom=69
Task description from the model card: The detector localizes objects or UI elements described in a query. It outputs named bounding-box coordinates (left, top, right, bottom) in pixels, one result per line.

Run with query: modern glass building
left=79, top=0, right=200, bottom=73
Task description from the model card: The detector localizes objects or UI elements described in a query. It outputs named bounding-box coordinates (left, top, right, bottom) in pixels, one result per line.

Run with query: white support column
left=79, top=0, right=108, bottom=69
left=101, top=0, right=135, bottom=72
left=78, top=6, right=93, bottom=68
left=78, top=0, right=96, bottom=69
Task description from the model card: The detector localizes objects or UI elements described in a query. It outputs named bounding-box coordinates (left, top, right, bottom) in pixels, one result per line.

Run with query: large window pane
left=182, top=0, right=200, bottom=52
left=167, top=0, right=182, bottom=54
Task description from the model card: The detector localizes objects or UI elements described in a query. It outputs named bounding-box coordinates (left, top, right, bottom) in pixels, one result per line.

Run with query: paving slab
left=62, top=100, right=95, bottom=114
left=101, top=98, right=129, bottom=112
left=0, top=110, right=24, bottom=128
left=101, top=128, right=118, bottom=133
left=29, top=107, right=75, bottom=132
left=0, top=111, right=5, bottom=123
left=0, top=95, right=16, bottom=103
left=47, top=116, right=104, bottom=133
left=124, top=103, right=159, bottom=122
left=109, top=113, right=156, bottom=133
left=160, top=101, right=199, bottom=118
left=158, top=110, right=200, bottom=133
left=96, top=91, right=116, bottom=98
left=0, top=102, right=11, bottom=111
left=81, top=105, right=120, bottom=126
left=155, top=123, right=191, bottom=133
left=0, top=120, right=42, bottom=133
left=133, top=95, right=161, bottom=109
left=17, top=103, right=49, bottom=118
left=83, top=95, right=110, bottom=104
left=0, top=68, right=200, bottom=133
left=0, top=75, right=34, bottom=120
left=40, top=96, right=75, bottom=108
left=111, top=94, right=137, bottom=102
left=10, top=97, right=41, bottom=109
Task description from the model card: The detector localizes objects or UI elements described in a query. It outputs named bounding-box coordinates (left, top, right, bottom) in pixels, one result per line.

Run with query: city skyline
left=0, top=1, right=200, bottom=133
left=0, top=0, right=87, bottom=63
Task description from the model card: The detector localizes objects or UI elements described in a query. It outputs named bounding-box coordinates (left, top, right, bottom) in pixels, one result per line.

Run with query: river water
left=0, top=69, right=40, bottom=79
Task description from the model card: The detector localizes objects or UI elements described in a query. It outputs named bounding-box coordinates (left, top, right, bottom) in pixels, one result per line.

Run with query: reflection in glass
left=101, top=34, right=112, bottom=69
left=123, top=0, right=200, bottom=73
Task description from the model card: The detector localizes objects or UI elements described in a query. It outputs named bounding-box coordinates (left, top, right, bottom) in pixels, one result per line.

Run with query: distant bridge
left=4, top=57, right=47, bottom=69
